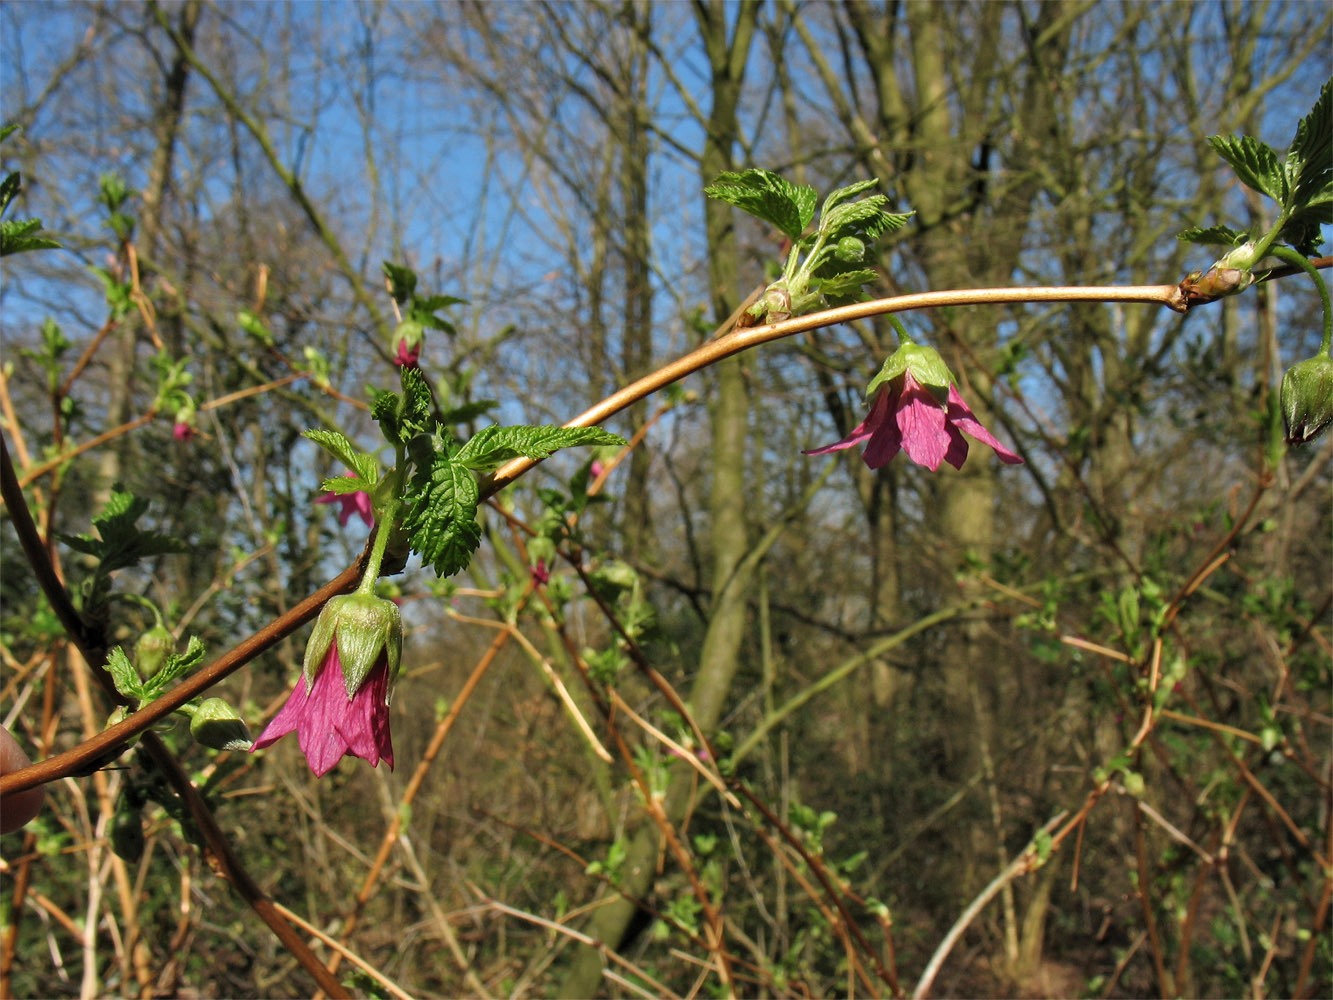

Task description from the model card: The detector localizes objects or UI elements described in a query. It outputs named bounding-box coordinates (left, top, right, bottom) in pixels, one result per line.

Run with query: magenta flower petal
left=394, top=337, right=421, bottom=367
left=252, top=643, right=394, bottom=778
left=805, top=372, right=1022, bottom=472
left=943, top=386, right=1024, bottom=467
left=802, top=387, right=884, bottom=457
left=891, top=376, right=951, bottom=471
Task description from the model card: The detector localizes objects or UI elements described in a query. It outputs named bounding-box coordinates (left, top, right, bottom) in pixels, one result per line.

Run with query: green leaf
left=237, top=309, right=273, bottom=346
left=0, top=123, right=18, bottom=143
left=1176, top=224, right=1249, bottom=247
left=704, top=168, right=817, bottom=242
left=812, top=268, right=879, bottom=301
left=382, top=261, right=417, bottom=303
left=457, top=425, right=626, bottom=473
left=820, top=178, right=880, bottom=216
left=1207, top=134, right=1285, bottom=202
left=105, top=647, right=144, bottom=700
left=398, top=366, right=435, bottom=437
left=0, top=170, right=19, bottom=216
left=437, top=399, right=499, bottom=427
left=147, top=635, right=205, bottom=691
left=302, top=429, right=379, bottom=485
left=1286, top=77, right=1332, bottom=209
left=1277, top=202, right=1333, bottom=258
left=1, top=217, right=61, bottom=256
left=402, top=450, right=482, bottom=577
left=59, top=490, right=187, bottom=575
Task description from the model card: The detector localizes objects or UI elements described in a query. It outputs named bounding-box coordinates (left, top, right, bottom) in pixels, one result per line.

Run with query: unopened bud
left=189, top=698, right=254, bottom=751
left=835, top=236, right=865, bottom=263
left=1280, top=354, right=1333, bottom=445
left=133, top=625, right=174, bottom=680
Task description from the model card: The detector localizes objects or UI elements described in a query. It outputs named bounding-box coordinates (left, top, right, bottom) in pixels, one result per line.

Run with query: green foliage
left=707, top=168, right=913, bottom=323
left=1181, top=77, right=1332, bottom=260
left=105, top=635, right=205, bottom=706
left=703, top=167, right=818, bottom=242
left=98, top=173, right=135, bottom=242
left=59, top=489, right=188, bottom=578
left=368, top=366, right=624, bottom=578
left=456, top=424, right=624, bottom=473
left=1, top=123, right=61, bottom=256
left=303, top=428, right=380, bottom=490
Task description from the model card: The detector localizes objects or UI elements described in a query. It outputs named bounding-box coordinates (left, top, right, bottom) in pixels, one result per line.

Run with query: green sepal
left=866, top=342, right=955, bottom=399
left=188, top=698, right=254, bottom=751
left=1280, top=354, right=1333, bottom=445
left=303, top=594, right=403, bottom=701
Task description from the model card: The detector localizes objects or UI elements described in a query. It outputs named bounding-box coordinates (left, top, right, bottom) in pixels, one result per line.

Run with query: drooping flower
left=805, top=342, right=1022, bottom=472
left=316, top=473, right=374, bottom=527
left=530, top=558, right=550, bottom=586
left=252, top=594, right=401, bottom=777
left=172, top=401, right=197, bottom=442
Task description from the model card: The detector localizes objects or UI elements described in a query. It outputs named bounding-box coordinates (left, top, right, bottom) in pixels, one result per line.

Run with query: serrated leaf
left=398, top=366, right=435, bottom=436
left=303, top=429, right=378, bottom=485
left=62, top=490, right=187, bottom=574
left=1208, top=134, right=1285, bottom=201
left=105, top=647, right=143, bottom=699
left=1176, top=224, right=1249, bottom=247
left=812, top=269, right=879, bottom=300
left=319, top=475, right=373, bottom=495
left=705, top=168, right=817, bottom=242
left=1287, top=77, right=1332, bottom=209
left=402, top=452, right=482, bottom=577
left=820, top=178, right=880, bottom=216
left=416, top=294, right=467, bottom=313
left=149, top=635, right=205, bottom=690
left=457, top=425, right=626, bottom=472
left=1, top=217, right=61, bottom=256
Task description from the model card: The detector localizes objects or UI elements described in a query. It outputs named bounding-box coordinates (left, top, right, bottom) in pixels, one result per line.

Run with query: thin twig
left=912, top=812, right=1068, bottom=999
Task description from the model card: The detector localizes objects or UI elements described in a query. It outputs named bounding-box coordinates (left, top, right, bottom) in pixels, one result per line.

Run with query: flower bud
left=1280, top=354, right=1333, bottom=445
left=753, top=283, right=792, bottom=324
left=133, top=624, right=175, bottom=680
left=392, top=318, right=423, bottom=367
left=303, top=593, right=403, bottom=701
left=189, top=698, right=254, bottom=752
left=834, top=236, right=865, bottom=263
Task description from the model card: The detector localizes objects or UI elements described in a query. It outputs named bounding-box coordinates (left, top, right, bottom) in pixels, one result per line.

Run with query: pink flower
left=252, top=594, right=401, bottom=777
left=806, top=372, right=1022, bottom=472
left=316, top=473, right=374, bottom=527
left=530, top=558, right=550, bottom=585
left=172, top=421, right=195, bottom=442
left=394, top=337, right=421, bottom=367
left=252, top=642, right=394, bottom=777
